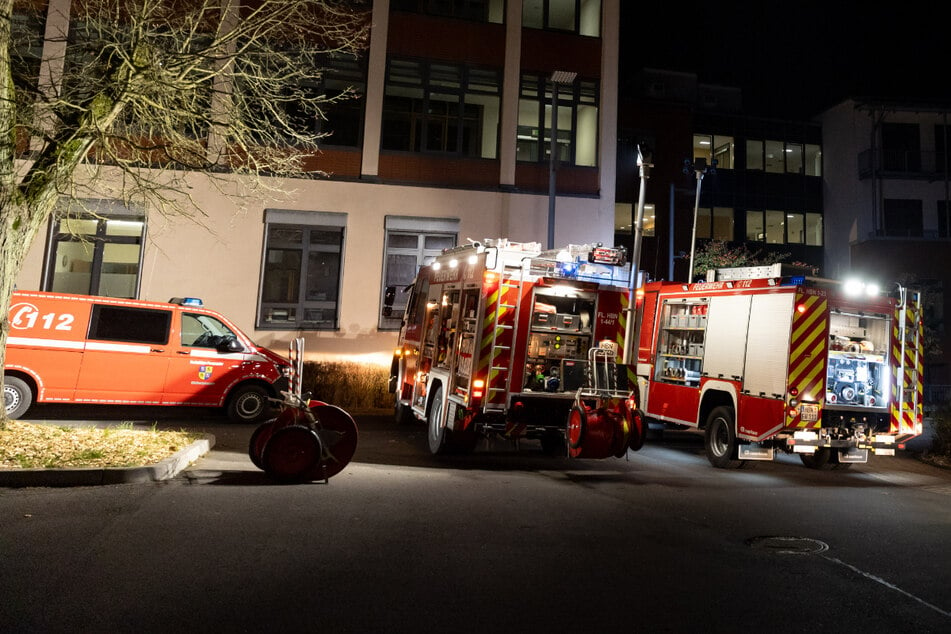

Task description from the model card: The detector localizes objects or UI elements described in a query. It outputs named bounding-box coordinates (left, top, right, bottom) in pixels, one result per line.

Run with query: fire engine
left=387, top=239, right=645, bottom=458
left=632, top=264, right=924, bottom=469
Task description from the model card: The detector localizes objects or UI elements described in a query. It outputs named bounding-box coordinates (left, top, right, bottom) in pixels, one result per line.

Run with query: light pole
left=683, top=157, right=716, bottom=281
left=547, top=70, right=577, bottom=249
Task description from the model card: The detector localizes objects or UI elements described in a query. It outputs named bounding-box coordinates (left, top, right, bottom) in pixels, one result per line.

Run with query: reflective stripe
left=8, top=337, right=84, bottom=350
left=786, top=294, right=828, bottom=428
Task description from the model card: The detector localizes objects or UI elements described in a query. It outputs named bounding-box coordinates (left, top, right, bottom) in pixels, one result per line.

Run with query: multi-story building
left=13, top=0, right=620, bottom=365
left=615, top=69, right=824, bottom=283
left=819, top=98, right=951, bottom=385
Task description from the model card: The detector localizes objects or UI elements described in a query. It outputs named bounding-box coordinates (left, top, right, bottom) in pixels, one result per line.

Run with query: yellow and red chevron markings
left=787, top=293, right=828, bottom=428
left=890, top=303, right=923, bottom=435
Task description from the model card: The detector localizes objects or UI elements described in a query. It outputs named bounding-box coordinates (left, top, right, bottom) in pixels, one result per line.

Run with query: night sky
left=620, top=4, right=951, bottom=118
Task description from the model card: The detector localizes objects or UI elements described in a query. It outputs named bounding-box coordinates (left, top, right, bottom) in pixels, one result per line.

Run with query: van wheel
left=704, top=406, right=742, bottom=469
left=4, top=376, right=33, bottom=420
left=227, top=385, right=269, bottom=422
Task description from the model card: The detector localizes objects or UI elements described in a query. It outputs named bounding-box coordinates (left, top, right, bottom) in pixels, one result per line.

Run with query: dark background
left=620, top=4, right=951, bottom=117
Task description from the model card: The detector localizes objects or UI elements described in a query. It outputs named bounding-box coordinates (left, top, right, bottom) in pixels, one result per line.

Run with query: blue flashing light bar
left=169, top=297, right=204, bottom=306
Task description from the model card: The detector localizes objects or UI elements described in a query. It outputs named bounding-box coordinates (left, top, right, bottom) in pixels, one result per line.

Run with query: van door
left=163, top=311, right=249, bottom=406
left=74, top=304, right=173, bottom=404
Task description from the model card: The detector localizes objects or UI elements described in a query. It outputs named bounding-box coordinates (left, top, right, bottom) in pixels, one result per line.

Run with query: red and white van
left=4, top=291, right=290, bottom=422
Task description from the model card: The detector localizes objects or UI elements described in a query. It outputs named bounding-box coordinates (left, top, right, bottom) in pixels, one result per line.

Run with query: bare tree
left=0, top=0, right=369, bottom=427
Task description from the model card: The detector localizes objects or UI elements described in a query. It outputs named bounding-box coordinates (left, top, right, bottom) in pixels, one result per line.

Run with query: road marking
left=821, top=554, right=951, bottom=619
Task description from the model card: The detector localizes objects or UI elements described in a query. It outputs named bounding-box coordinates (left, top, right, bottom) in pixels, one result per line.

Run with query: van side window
left=181, top=313, right=239, bottom=349
left=88, top=305, right=170, bottom=345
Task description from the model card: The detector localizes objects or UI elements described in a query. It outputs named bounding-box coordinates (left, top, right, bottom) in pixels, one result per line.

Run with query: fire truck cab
left=633, top=264, right=924, bottom=469
left=388, top=239, right=644, bottom=458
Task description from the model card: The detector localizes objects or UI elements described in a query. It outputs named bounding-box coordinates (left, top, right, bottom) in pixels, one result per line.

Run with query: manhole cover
left=745, top=536, right=829, bottom=555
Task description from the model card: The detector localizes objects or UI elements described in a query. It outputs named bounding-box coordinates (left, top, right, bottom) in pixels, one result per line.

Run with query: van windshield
left=181, top=313, right=239, bottom=349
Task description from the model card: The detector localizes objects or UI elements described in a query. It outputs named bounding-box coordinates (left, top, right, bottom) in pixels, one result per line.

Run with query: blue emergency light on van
left=169, top=297, right=203, bottom=306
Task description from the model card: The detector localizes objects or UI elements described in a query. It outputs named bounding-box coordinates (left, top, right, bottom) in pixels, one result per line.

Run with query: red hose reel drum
left=568, top=398, right=645, bottom=459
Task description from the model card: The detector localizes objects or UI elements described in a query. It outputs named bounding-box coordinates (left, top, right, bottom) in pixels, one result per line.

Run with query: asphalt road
left=2, top=406, right=950, bottom=633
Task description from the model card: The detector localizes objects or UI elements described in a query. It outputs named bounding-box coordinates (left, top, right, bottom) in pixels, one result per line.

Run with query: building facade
left=14, top=0, right=620, bottom=365
left=819, top=98, right=951, bottom=385
left=615, top=69, right=824, bottom=284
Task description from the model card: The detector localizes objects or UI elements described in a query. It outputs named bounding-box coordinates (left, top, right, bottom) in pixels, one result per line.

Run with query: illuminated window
left=517, top=74, right=598, bottom=167
left=806, top=213, right=823, bottom=246
left=44, top=202, right=145, bottom=299
left=523, top=0, right=601, bottom=36
left=693, top=134, right=734, bottom=169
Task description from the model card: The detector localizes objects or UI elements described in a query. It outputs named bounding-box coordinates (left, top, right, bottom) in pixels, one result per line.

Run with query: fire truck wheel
left=4, top=376, right=33, bottom=420
left=704, top=406, right=742, bottom=469
left=226, top=384, right=269, bottom=422
left=427, top=385, right=450, bottom=455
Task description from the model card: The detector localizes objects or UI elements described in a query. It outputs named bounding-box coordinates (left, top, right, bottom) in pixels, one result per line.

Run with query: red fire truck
left=631, top=264, right=924, bottom=469
left=387, top=239, right=645, bottom=458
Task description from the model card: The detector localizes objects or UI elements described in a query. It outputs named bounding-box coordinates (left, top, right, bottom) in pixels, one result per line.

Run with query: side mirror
left=217, top=337, right=245, bottom=353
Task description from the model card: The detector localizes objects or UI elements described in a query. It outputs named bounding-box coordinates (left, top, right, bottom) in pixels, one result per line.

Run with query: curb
left=0, top=434, right=215, bottom=488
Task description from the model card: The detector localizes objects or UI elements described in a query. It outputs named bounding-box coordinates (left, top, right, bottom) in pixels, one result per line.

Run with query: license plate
left=800, top=404, right=819, bottom=422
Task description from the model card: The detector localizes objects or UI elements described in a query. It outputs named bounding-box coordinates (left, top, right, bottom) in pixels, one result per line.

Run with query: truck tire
left=427, top=385, right=450, bottom=455
left=227, top=384, right=269, bottom=422
left=4, top=376, right=33, bottom=420
left=704, top=406, right=742, bottom=469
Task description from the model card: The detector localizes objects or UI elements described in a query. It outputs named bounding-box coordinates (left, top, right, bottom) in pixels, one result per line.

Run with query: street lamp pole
left=684, top=157, right=716, bottom=281
left=547, top=70, right=577, bottom=249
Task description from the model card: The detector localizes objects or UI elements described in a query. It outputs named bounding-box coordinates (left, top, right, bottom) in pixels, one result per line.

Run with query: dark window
left=258, top=223, right=344, bottom=330
left=286, top=54, right=367, bottom=148
left=392, top=0, right=505, bottom=22
left=881, top=123, right=921, bottom=172
left=88, top=305, right=171, bottom=345
left=380, top=229, right=457, bottom=330
left=938, top=201, right=950, bottom=238
left=936, top=125, right=950, bottom=175
left=382, top=59, right=500, bottom=158
left=883, top=199, right=923, bottom=237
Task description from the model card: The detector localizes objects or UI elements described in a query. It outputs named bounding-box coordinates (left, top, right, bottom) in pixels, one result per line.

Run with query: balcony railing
left=858, top=149, right=951, bottom=180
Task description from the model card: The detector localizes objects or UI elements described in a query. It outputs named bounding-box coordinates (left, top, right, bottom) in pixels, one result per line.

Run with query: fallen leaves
left=0, top=421, right=200, bottom=470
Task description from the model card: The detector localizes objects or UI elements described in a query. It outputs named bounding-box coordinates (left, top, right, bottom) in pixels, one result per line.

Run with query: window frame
left=517, top=73, right=599, bottom=167
left=379, top=216, right=459, bottom=330
left=522, top=0, right=601, bottom=36
left=43, top=201, right=146, bottom=299
left=381, top=58, right=501, bottom=159
left=257, top=210, right=347, bottom=331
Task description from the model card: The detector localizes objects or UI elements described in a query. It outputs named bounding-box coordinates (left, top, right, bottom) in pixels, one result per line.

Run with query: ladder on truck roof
left=484, top=264, right=524, bottom=412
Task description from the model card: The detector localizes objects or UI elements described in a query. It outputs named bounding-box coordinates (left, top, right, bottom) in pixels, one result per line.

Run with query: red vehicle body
left=631, top=264, right=924, bottom=468
left=4, top=291, right=290, bottom=422
left=388, top=239, right=644, bottom=457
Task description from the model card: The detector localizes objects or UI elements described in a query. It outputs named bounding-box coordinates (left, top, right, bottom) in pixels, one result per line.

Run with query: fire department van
left=387, top=239, right=645, bottom=458
left=3, top=291, right=290, bottom=422
left=631, top=264, right=924, bottom=469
